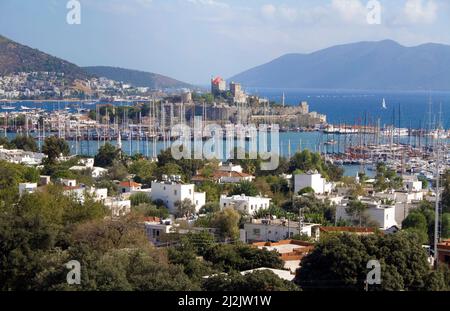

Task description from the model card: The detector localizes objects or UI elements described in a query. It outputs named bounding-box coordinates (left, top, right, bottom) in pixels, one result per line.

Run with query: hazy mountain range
left=0, top=35, right=87, bottom=80
left=2, top=34, right=450, bottom=91
left=83, top=66, right=191, bottom=89
left=0, top=35, right=191, bottom=89
left=229, top=40, right=450, bottom=91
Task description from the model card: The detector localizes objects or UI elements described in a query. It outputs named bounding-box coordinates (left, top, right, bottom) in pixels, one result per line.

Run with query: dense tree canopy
left=94, top=143, right=121, bottom=168
left=42, top=136, right=70, bottom=163
left=203, top=270, right=299, bottom=291
left=295, top=232, right=445, bottom=291
left=288, top=150, right=343, bottom=181
left=10, top=135, right=38, bottom=152
left=229, top=181, right=259, bottom=197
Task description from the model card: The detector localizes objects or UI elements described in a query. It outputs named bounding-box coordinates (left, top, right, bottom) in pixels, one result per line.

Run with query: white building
left=19, top=183, right=37, bottom=196
left=119, top=181, right=142, bottom=193
left=144, top=218, right=175, bottom=244
left=104, top=197, right=131, bottom=217
left=78, top=158, right=95, bottom=168
left=220, top=194, right=271, bottom=215
left=218, top=162, right=244, bottom=173
left=403, top=177, right=423, bottom=192
left=243, top=218, right=320, bottom=242
left=69, top=165, right=107, bottom=178
left=335, top=199, right=397, bottom=230
left=59, top=178, right=77, bottom=187
left=0, top=145, right=46, bottom=165
left=63, top=185, right=108, bottom=204
left=294, top=171, right=333, bottom=194
left=150, top=179, right=206, bottom=214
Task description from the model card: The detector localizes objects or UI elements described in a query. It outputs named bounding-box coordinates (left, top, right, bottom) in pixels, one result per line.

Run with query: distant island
left=229, top=40, right=450, bottom=91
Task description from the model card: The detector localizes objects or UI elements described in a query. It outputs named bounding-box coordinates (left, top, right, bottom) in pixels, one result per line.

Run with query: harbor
left=1, top=98, right=449, bottom=179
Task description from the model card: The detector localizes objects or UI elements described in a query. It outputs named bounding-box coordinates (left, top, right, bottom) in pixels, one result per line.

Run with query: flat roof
left=240, top=268, right=295, bottom=282
left=258, top=243, right=307, bottom=254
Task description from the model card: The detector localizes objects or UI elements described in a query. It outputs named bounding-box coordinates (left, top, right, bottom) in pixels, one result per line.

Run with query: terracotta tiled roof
left=63, top=186, right=82, bottom=191
left=438, top=239, right=450, bottom=250
left=143, top=216, right=161, bottom=223
left=119, top=181, right=142, bottom=188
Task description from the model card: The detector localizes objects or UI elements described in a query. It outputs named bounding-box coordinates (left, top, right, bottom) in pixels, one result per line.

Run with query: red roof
left=212, top=76, right=223, bottom=85
left=119, top=181, right=142, bottom=188
left=143, top=216, right=161, bottom=223
left=63, top=186, right=82, bottom=191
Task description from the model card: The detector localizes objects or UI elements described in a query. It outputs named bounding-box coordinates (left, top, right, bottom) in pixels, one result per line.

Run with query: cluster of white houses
left=0, top=145, right=46, bottom=165
left=14, top=154, right=437, bottom=251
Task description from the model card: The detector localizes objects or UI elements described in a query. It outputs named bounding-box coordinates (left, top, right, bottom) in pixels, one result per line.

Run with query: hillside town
left=0, top=71, right=156, bottom=100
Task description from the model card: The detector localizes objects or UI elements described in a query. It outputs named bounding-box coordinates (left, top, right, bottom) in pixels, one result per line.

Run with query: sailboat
left=381, top=98, right=387, bottom=109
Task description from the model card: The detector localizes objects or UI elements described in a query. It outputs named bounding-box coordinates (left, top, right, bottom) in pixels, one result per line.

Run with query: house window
left=163, top=186, right=166, bottom=190
left=174, top=190, right=177, bottom=195
left=253, top=229, right=260, bottom=236
left=189, top=189, right=192, bottom=195
left=196, top=200, right=198, bottom=205
left=224, top=203, right=226, bottom=207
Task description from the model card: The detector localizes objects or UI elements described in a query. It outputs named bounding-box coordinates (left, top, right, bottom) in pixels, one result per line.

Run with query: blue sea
left=249, top=88, right=450, bottom=129
left=2, top=89, right=450, bottom=129
left=3, top=90, right=450, bottom=177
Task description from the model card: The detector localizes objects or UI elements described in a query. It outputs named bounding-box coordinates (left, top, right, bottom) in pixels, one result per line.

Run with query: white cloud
left=260, top=4, right=298, bottom=22
left=331, top=0, right=367, bottom=23
left=261, top=4, right=277, bottom=19
left=187, top=0, right=229, bottom=8
left=403, top=0, right=437, bottom=23
left=279, top=6, right=298, bottom=22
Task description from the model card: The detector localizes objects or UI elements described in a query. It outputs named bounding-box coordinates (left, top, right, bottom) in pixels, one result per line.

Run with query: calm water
left=5, top=130, right=431, bottom=177
left=250, top=89, right=450, bottom=129
left=3, top=91, right=450, bottom=177
left=3, top=89, right=450, bottom=129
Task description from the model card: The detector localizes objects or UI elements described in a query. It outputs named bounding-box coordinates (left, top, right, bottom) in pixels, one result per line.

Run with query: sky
left=0, top=0, right=449, bottom=85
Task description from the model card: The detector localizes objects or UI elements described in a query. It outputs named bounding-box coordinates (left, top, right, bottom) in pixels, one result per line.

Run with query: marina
left=1, top=98, right=449, bottom=178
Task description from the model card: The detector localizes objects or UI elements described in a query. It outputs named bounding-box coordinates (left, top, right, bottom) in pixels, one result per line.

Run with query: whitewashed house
left=69, top=165, right=107, bottom=178
left=294, top=171, right=334, bottom=194
left=119, top=181, right=142, bottom=193
left=335, top=198, right=397, bottom=230
left=220, top=194, right=271, bottom=215
left=104, top=197, right=131, bottom=217
left=59, top=178, right=77, bottom=187
left=150, top=177, right=206, bottom=214
left=243, top=218, right=320, bottom=242
left=19, top=183, right=37, bottom=196
left=63, top=185, right=108, bottom=204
